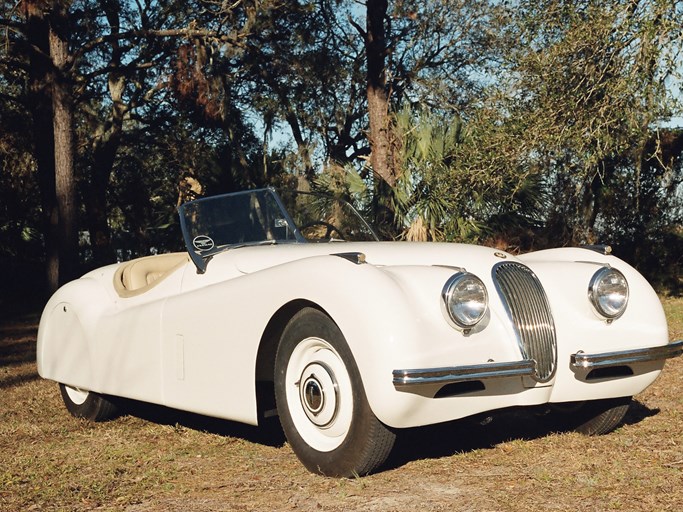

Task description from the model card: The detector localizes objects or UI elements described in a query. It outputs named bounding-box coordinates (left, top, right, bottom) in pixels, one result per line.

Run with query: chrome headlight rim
left=588, top=266, right=629, bottom=321
left=441, top=272, right=489, bottom=331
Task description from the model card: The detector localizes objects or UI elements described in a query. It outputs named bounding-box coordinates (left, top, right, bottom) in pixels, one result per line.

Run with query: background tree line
left=1, top=0, right=682, bottom=311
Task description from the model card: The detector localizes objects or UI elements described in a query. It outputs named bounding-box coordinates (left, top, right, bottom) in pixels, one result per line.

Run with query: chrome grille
left=493, top=262, right=557, bottom=382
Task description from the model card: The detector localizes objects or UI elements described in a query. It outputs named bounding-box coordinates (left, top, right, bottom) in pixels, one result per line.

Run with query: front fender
left=519, top=248, right=669, bottom=347
left=520, top=248, right=669, bottom=403
left=246, top=256, right=524, bottom=428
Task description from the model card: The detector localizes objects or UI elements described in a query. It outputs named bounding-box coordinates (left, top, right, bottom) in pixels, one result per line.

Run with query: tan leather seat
left=113, top=253, right=189, bottom=297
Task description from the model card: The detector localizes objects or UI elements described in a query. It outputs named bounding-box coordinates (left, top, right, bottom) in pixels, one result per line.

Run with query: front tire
left=59, top=383, right=119, bottom=421
left=274, top=308, right=395, bottom=476
left=545, top=397, right=632, bottom=436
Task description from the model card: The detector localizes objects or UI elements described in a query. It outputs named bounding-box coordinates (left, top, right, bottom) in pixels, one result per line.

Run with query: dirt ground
left=1, top=305, right=682, bottom=511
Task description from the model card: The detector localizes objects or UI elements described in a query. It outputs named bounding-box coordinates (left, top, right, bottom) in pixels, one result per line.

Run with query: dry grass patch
left=2, top=301, right=682, bottom=511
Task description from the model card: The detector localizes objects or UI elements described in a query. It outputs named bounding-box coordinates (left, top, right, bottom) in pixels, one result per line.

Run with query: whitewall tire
left=275, top=308, right=395, bottom=476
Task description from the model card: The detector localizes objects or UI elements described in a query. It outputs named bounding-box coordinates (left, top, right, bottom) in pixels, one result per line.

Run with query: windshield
left=277, top=189, right=377, bottom=244
left=179, top=188, right=378, bottom=272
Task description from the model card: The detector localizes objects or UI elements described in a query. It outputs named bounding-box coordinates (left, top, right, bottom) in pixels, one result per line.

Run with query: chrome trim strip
left=571, top=340, right=683, bottom=369
left=393, top=360, right=537, bottom=389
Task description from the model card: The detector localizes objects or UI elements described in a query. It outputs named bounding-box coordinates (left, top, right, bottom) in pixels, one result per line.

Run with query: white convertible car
left=38, top=188, right=682, bottom=476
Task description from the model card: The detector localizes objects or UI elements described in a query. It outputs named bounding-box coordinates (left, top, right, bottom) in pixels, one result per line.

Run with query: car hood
left=227, top=241, right=512, bottom=274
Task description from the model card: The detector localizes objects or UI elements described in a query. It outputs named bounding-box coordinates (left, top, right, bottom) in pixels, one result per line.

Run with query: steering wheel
left=299, top=221, right=346, bottom=241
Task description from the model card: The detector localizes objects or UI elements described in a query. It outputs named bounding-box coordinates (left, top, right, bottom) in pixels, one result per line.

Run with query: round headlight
left=442, top=272, right=488, bottom=330
left=588, top=267, right=629, bottom=320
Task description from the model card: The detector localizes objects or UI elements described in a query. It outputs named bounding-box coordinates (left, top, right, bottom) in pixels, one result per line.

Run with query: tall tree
left=11, top=0, right=77, bottom=290
left=19, top=1, right=59, bottom=288
left=364, top=0, right=398, bottom=186
left=49, top=0, right=78, bottom=285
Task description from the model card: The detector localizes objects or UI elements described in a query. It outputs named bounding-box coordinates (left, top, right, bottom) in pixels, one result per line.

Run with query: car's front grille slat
left=493, top=262, right=557, bottom=382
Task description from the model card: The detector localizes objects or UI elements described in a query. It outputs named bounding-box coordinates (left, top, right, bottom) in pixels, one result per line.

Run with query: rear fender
left=37, top=277, right=110, bottom=391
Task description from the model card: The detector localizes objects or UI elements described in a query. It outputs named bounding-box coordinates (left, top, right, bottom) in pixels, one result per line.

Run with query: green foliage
left=0, top=0, right=682, bottom=297
left=391, top=107, right=461, bottom=241
left=488, top=0, right=681, bottom=243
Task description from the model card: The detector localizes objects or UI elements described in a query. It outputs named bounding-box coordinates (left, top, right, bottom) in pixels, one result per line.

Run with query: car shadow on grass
left=383, top=400, right=659, bottom=471
left=622, top=400, right=660, bottom=426
left=115, top=396, right=659, bottom=474
left=117, top=397, right=286, bottom=448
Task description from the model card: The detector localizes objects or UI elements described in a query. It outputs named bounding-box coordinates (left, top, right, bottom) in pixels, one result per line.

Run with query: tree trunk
left=284, top=111, right=315, bottom=184
left=49, top=3, right=79, bottom=286
left=366, top=0, right=398, bottom=187
left=24, top=1, right=59, bottom=293
left=364, top=0, right=401, bottom=238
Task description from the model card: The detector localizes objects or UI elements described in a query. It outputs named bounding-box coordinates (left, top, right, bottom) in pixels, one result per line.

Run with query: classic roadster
left=37, top=188, right=682, bottom=476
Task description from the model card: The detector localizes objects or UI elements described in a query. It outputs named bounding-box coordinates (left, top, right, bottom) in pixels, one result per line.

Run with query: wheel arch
left=254, top=299, right=330, bottom=419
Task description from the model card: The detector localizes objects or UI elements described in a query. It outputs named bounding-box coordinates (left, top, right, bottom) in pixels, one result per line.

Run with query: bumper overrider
left=393, top=340, right=683, bottom=390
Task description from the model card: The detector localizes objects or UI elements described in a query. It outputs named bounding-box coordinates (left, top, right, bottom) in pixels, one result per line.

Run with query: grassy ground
left=2, top=301, right=682, bottom=512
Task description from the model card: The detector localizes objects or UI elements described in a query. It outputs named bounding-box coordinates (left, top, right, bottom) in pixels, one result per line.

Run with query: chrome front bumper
left=393, top=340, right=683, bottom=391
left=571, top=339, right=683, bottom=369
left=392, top=360, right=537, bottom=389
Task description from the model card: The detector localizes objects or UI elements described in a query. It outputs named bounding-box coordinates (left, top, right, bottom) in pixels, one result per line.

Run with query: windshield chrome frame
left=178, top=188, right=298, bottom=273
left=269, top=188, right=307, bottom=243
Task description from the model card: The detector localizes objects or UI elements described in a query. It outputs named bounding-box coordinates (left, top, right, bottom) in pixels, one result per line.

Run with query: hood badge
left=494, top=252, right=507, bottom=259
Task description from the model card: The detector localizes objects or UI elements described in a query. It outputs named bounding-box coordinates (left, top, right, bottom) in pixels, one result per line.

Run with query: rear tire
left=59, top=383, right=119, bottom=422
left=274, top=308, right=395, bottom=476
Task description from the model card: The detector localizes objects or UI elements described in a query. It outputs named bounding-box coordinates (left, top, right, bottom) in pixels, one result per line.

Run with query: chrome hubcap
left=302, top=376, right=323, bottom=413
left=298, top=362, right=338, bottom=427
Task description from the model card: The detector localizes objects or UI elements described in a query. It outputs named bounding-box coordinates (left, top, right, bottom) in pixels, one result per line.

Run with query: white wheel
left=284, top=337, right=354, bottom=452
left=275, top=308, right=395, bottom=476
left=63, top=385, right=89, bottom=406
left=59, top=383, right=119, bottom=421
